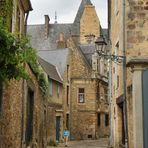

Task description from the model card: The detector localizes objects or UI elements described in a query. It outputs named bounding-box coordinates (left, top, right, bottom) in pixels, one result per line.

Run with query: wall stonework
left=0, top=64, right=45, bottom=148
left=67, top=37, right=109, bottom=140
left=80, top=5, right=100, bottom=44
left=109, top=0, right=148, bottom=147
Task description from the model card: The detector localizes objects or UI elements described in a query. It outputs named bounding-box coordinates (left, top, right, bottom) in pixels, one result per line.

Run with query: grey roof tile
left=37, top=48, right=69, bottom=78
left=38, top=56, right=63, bottom=83
left=27, top=24, right=72, bottom=50
left=79, top=44, right=96, bottom=66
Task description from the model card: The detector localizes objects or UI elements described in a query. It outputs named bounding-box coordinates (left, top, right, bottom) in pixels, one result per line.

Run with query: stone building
left=28, top=0, right=109, bottom=140
left=108, top=0, right=148, bottom=147
left=38, top=57, right=64, bottom=143
left=0, top=0, right=48, bottom=147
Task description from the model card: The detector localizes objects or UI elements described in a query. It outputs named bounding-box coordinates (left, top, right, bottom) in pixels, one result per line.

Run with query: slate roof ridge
left=73, top=0, right=92, bottom=24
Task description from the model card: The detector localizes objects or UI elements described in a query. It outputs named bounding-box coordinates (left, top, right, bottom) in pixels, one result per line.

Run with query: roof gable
left=72, top=0, right=92, bottom=35
left=38, top=57, right=63, bottom=83
left=37, top=48, right=69, bottom=78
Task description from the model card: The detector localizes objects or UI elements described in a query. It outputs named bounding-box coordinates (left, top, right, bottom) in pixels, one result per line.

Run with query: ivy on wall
left=29, top=61, right=49, bottom=96
left=0, top=0, right=13, bottom=29
left=0, top=18, right=48, bottom=95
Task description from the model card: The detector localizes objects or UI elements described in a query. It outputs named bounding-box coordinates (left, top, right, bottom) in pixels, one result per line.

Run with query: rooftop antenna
left=54, top=11, right=57, bottom=24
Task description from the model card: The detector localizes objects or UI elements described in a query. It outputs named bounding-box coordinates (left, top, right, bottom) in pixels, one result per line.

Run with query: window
left=105, top=114, right=109, bottom=126
left=49, top=79, right=52, bottom=96
left=0, top=81, right=3, bottom=114
left=117, top=75, right=119, bottom=89
left=97, top=113, right=101, bottom=126
left=67, top=65, right=69, bottom=82
left=78, top=88, right=85, bottom=103
left=57, top=82, right=60, bottom=97
left=67, top=86, right=69, bottom=105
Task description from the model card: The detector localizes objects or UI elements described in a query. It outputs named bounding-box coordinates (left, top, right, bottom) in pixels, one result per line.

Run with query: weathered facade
left=108, top=0, right=148, bottom=147
left=0, top=0, right=47, bottom=148
left=28, top=0, right=110, bottom=141
left=38, top=57, right=64, bottom=144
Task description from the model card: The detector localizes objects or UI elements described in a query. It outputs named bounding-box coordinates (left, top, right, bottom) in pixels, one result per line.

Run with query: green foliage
left=0, top=18, right=48, bottom=95
left=29, top=62, right=49, bottom=96
left=0, top=18, right=36, bottom=81
left=0, top=0, right=13, bottom=29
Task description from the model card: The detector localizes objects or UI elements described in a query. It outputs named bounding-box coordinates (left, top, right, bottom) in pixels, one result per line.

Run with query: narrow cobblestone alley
left=47, top=138, right=108, bottom=148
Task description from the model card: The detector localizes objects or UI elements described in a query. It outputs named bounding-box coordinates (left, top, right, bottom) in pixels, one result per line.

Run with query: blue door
left=142, top=69, right=148, bottom=148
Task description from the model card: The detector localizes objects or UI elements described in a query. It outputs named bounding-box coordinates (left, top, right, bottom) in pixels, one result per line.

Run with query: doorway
left=56, top=116, right=61, bottom=142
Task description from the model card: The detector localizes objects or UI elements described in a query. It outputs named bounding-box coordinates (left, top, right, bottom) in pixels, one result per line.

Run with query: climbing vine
left=0, top=18, right=48, bottom=95
left=0, top=18, right=36, bottom=81
left=29, top=61, right=49, bottom=96
left=0, top=0, right=13, bottom=29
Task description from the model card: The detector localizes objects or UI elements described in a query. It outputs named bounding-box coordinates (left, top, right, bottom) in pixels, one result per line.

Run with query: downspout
left=122, top=0, right=128, bottom=147
left=21, top=11, right=30, bottom=147
left=24, top=12, right=29, bottom=35
left=69, top=79, right=72, bottom=140
left=108, top=48, right=113, bottom=147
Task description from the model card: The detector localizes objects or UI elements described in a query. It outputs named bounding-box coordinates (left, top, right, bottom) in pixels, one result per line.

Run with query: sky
left=28, top=0, right=108, bottom=28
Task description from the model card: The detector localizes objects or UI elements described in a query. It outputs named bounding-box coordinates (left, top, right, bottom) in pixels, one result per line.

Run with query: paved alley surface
left=48, top=138, right=108, bottom=148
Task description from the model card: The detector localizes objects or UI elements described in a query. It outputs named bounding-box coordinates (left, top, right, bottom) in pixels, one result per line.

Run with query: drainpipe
left=24, top=12, right=29, bottom=35
left=21, top=12, right=30, bottom=147
left=108, top=47, right=113, bottom=147
left=122, top=0, right=128, bottom=147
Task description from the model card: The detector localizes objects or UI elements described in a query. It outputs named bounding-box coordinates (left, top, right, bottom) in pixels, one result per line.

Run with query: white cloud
left=28, top=0, right=108, bottom=28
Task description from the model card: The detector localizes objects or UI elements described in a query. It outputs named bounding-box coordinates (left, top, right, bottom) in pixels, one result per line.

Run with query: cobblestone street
left=48, top=138, right=108, bottom=148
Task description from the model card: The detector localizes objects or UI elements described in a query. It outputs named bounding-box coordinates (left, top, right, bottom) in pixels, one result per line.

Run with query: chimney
left=44, top=15, right=50, bottom=39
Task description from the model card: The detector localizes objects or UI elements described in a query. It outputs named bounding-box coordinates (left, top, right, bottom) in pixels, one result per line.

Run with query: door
left=56, top=116, right=61, bottom=142
left=142, top=69, right=148, bottom=148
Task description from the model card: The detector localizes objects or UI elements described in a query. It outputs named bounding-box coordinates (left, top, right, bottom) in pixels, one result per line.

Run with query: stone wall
left=0, top=65, right=45, bottom=148
left=70, top=79, right=98, bottom=140
left=109, top=0, right=148, bottom=147
left=80, top=5, right=100, bottom=44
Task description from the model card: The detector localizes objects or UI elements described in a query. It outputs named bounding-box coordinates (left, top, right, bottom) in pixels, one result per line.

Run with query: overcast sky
left=28, top=0, right=108, bottom=28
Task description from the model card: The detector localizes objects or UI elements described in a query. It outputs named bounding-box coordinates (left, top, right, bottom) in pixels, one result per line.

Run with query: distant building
left=38, top=57, right=64, bottom=143
left=28, top=0, right=109, bottom=140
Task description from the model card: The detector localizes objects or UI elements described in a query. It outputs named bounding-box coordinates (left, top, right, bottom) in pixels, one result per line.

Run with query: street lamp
left=95, top=35, right=107, bottom=53
left=95, top=35, right=124, bottom=63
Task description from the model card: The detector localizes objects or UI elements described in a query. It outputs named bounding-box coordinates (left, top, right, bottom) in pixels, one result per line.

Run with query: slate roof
left=27, top=24, right=72, bottom=50
left=72, top=0, right=92, bottom=35
left=79, top=44, right=96, bottom=67
left=37, top=48, right=69, bottom=78
left=38, top=57, right=63, bottom=83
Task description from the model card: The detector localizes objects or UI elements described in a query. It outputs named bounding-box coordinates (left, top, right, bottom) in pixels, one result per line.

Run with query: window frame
left=78, top=88, right=85, bottom=103
left=49, top=78, right=53, bottom=96
left=57, top=82, right=60, bottom=97
left=105, top=114, right=109, bottom=126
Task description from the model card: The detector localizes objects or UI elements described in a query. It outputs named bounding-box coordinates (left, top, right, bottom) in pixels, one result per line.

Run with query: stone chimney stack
left=44, top=15, right=50, bottom=39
